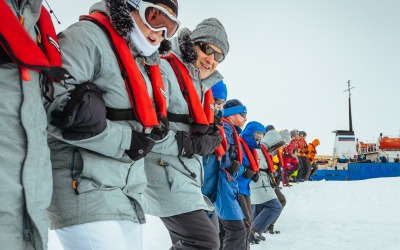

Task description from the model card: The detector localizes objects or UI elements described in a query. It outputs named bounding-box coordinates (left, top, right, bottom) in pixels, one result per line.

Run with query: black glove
left=267, top=140, right=286, bottom=153
left=206, top=124, right=220, bottom=136
left=272, top=171, right=279, bottom=178
left=305, top=150, right=310, bottom=154
left=125, top=130, right=156, bottom=161
left=242, top=167, right=255, bottom=179
left=252, top=172, right=260, bottom=182
left=51, top=82, right=106, bottom=140
left=176, top=131, right=222, bottom=157
left=226, top=160, right=241, bottom=175
left=150, top=114, right=169, bottom=140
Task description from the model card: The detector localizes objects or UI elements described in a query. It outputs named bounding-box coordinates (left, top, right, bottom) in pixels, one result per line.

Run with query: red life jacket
left=162, top=54, right=214, bottom=134
left=0, top=3, right=71, bottom=91
left=239, top=137, right=259, bottom=173
left=277, top=149, right=284, bottom=168
left=214, top=125, right=228, bottom=157
left=222, top=117, right=243, bottom=164
left=80, top=13, right=167, bottom=128
left=260, top=144, right=276, bottom=174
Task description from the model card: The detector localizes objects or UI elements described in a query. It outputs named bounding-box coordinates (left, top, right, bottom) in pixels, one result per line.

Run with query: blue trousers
left=252, top=198, right=283, bottom=234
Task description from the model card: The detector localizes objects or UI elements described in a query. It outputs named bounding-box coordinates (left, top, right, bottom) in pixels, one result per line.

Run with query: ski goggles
left=198, top=42, right=225, bottom=62
left=239, top=112, right=247, bottom=118
left=139, top=2, right=180, bottom=40
left=214, top=98, right=226, bottom=106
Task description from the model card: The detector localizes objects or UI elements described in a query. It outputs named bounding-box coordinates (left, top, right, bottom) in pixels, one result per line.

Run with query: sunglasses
left=198, top=42, right=225, bottom=62
left=239, top=112, right=247, bottom=118
left=139, top=2, right=180, bottom=40
left=214, top=99, right=226, bottom=106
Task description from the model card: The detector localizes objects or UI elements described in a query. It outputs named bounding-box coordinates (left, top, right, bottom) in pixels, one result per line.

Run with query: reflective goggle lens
left=214, top=99, right=226, bottom=105
left=239, top=112, right=247, bottom=118
left=198, top=43, right=225, bottom=62
left=142, top=5, right=179, bottom=39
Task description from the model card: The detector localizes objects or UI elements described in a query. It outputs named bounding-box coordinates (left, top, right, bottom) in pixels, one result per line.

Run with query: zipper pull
left=19, top=15, right=24, bottom=25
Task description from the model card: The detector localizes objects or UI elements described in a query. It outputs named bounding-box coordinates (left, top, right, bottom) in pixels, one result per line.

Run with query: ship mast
left=343, top=80, right=355, bottom=132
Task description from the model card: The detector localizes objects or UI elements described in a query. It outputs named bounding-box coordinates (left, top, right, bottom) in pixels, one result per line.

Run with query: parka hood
left=312, top=139, right=320, bottom=147
left=241, top=121, right=266, bottom=149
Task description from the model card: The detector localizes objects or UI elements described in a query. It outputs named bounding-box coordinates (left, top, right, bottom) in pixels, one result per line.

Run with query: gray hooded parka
left=45, top=1, right=161, bottom=229
left=142, top=29, right=223, bottom=217
left=0, top=1, right=53, bottom=249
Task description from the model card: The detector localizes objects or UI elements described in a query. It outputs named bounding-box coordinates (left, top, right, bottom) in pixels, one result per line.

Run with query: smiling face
left=131, top=10, right=165, bottom=46
left=194, top=43, right=222, bottom=79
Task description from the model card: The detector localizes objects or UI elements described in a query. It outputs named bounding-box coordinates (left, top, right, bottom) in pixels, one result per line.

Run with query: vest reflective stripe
left=222, top=117, right=243, bottom=165
left=81, top=13, right=165, bottom=128
left=163, top=54, right=214, bottom=133
left=261, top=145, right=276, bottom=174
left=239, top=137, right=259, bottom=173
left=0, top=3, right=68, bottom=82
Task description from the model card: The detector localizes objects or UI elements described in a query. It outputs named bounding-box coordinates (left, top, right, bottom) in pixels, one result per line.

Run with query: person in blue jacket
left=216, top=99, right=247, bottom=250
left=202, top=79, right=227, bottom=230
left=238, top=121, right=266, bottom=248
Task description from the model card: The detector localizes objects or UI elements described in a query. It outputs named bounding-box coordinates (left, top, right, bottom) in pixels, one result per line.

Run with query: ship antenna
left=343, top=80, right=355, bottom=132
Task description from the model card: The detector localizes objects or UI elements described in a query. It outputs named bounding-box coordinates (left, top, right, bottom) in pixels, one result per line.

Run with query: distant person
left=282, top=130, right=300, bottom=186
left=0, top=0, right=71, bottom=249
left=297, top=131, right=311, bottom=181
left=217, top=99, right=248, bottom=250
left=238, top=121, right=266, bottom=247
left=307, top=139, right=320, bottom=180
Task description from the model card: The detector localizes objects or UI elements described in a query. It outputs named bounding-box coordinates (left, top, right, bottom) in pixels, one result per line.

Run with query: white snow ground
left=48, top=177, right=400, bottom=250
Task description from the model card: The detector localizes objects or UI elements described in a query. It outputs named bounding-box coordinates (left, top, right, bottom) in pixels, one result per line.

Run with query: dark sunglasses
left=198, top=42, right=225, bottom=62
left=239, top=112, right=247, bottom=118
left=214, top=99, right=226, bottom=105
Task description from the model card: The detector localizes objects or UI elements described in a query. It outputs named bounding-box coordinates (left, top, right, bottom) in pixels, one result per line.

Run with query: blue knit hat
left=223, top=99, right=246, bottom=117
left=211, top=80, right=228, bottom=100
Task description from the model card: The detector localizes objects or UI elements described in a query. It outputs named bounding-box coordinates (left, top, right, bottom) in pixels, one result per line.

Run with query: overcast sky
left=49, top=0, right=400, bottom=155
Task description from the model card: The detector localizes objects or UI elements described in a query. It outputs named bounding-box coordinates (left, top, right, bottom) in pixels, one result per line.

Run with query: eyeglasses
left=198, top=42, right=225, bottom=62
left=139, top=2, right=180, bottom=40
left=239, top=112, right=247, bottom=118
left=253, top=132, right=265, bottom=141
left=214, top=99, right=226, bottom=106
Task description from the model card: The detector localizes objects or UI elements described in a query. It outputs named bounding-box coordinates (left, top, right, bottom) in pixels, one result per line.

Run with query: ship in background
left=317, top=81, right=400, bottom=171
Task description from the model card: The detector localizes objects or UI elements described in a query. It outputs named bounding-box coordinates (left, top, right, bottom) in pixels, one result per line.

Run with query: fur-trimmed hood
left=89, top=0, right=171, bottom=56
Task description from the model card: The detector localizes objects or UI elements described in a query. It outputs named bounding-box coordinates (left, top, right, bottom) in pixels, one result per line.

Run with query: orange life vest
left=239, top=137, right=259, bottom=173
left=162, top=54, right=214, bottom=134
left=0, top=3, right=71, bottom=98
left=260, top=144, right=276, bottom=174
left=80, top=12, right=167, bottom=128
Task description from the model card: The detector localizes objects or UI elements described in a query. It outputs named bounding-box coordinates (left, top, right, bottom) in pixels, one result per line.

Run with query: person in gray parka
left=45, top=0, right=179, bottom=249
left=143, top=18, right=229, bottom=249
left=250, top=130, right=285, bottom=243
left=0, top=0, right=71, bottom=249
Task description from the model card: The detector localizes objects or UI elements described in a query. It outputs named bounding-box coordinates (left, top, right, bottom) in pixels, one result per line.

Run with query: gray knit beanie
left=190, top=18, right=229, bottom=57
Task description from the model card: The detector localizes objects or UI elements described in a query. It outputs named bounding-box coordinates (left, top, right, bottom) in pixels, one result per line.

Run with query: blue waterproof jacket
left=202, top=154, right=220, bottom=203
left=237, top=122, right=266, bottom=196
left=215, top=120, right=244, bottom=220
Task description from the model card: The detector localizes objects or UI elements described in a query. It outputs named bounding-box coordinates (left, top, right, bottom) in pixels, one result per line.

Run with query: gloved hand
left=272, top=171, right=279, bottom=178
left=226, top=160, right=241, bottom=175
left=51, top=82, right=106, bottom=140
left=242, top=167, right=255, bottom=179
left=305, top=150, right=310, bottom=154
left=125, top=130, right=156, bottom=161
left=176, top=131, right=222, bottom=157
left=252, top=172, right=260, bottom=182
left=150, top=114, right=169, bottom=140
